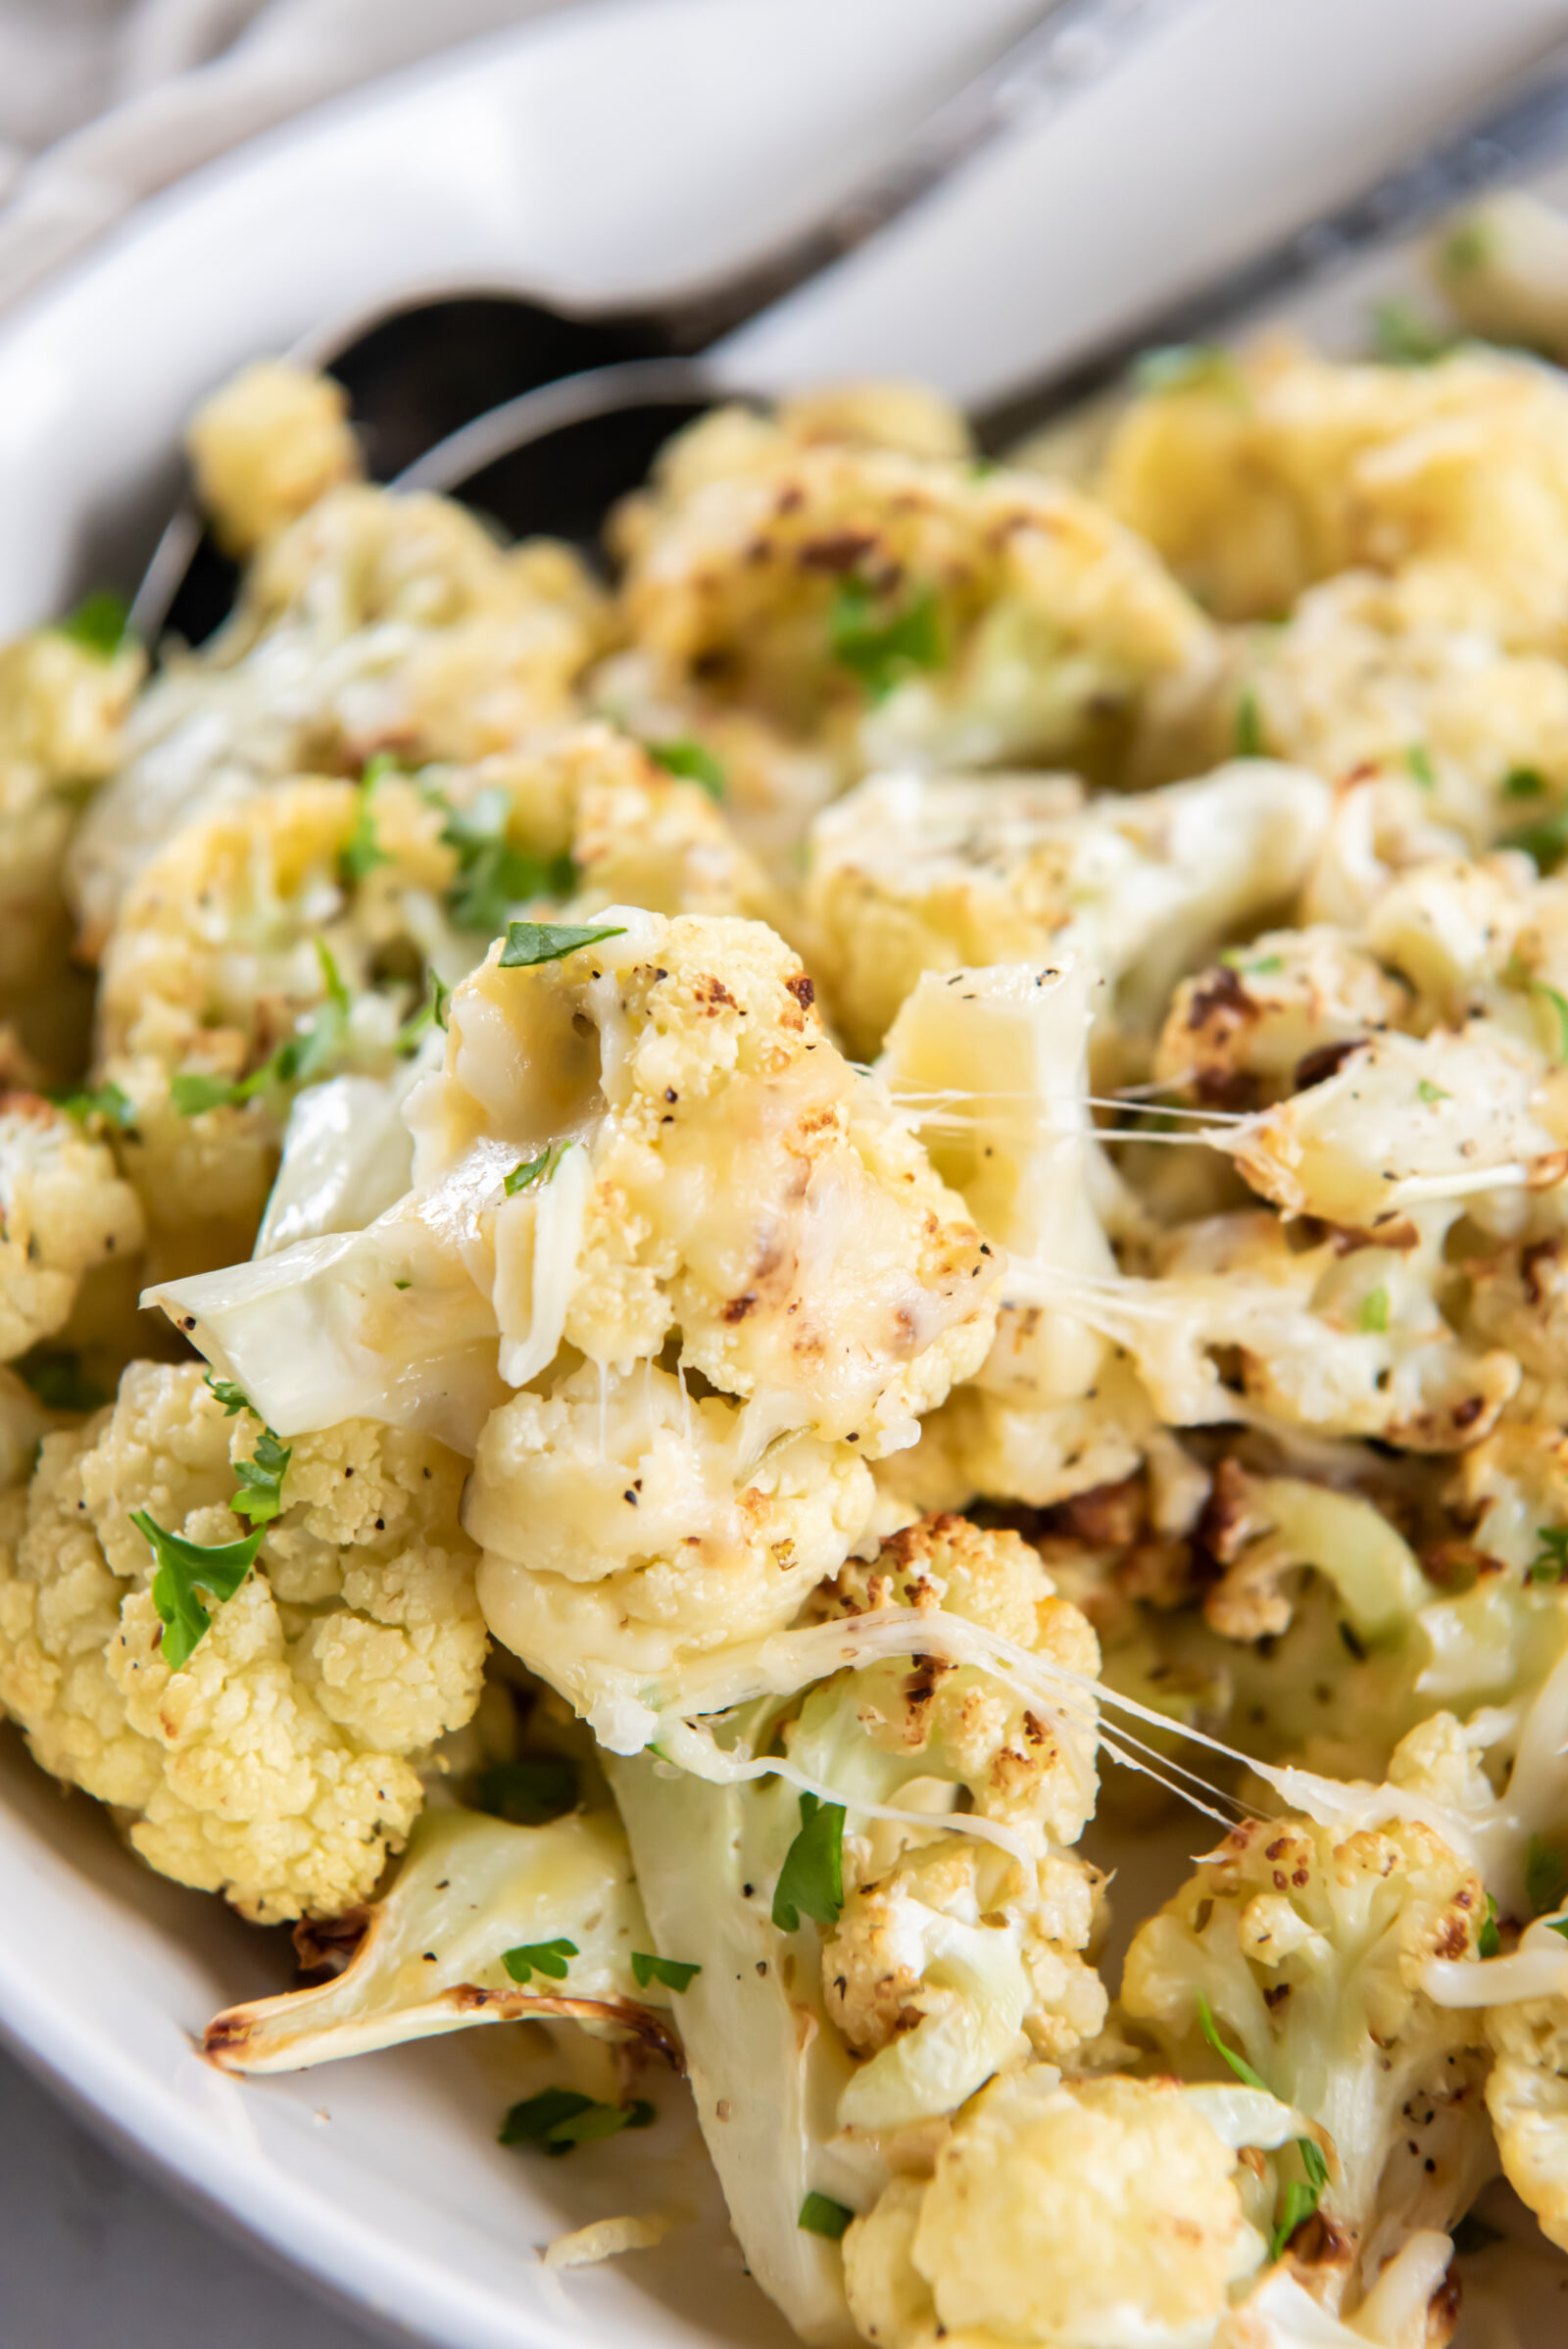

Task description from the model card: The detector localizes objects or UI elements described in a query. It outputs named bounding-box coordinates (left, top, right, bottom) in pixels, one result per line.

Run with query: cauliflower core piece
left=96, top=723, right=768, bottom=1277
left=842, top=2071, right=1269, bottom=2349
left=68, top=478, right=611, bottom=953
left=0, top=1094, right=144, bottom=1364
left=0, top=1361, right=486, bottom=1922
left=186, top=360, right=363, bottom=558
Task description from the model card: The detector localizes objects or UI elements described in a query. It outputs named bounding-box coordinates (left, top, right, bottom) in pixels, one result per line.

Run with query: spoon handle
left=649, top=0, right=1202, bottom=353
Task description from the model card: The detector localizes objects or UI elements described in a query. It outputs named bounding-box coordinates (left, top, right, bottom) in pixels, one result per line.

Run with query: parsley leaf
left=1479, top=1893, right=1500, bottom=1960
left=499, top=919, right=625, bottom=969
left=1405, top=743, right=1437, bottom=790
left=630, top=1950, right=702, bottom=1992
left=475, top=1757, right=579, bottom=1825
left=829, top=580, right=944, bottom=703
left=170, top=1071, right=235, bottom=1116
left=1417, top=1079, right=1451, bottom=1104
left=431, top=786, right=576, bottom=937
left=1529, top=1528, right=1568, bottom=1586
left=1358, top=1285, right=1391, bottom=1335
left=228, top=1424, right=293, bottom=1525
left=499, top=2087, right=654, bottom=2155
left=1219, top=947, right=1283, bottom=976
left=798, top=2193, right=855, bottom=2241
left=130, top=1509, right=265, bottom=1669
left=772, top=1790, right=846, bottom=1932
left=1528, top=1835, right=1568, bottom=1919
left=1132, top=344, right=1247, bottom=401
left=340, top=768, right=392, bottom=886
left=504, top=1143, right=566, bottom=1197
left=1502, top=808, right=1568, bottom=873
left=1234, top=686, right=1266, bottom=759
left=396, top=970, right=450, bottom=1053
left=56, top=589, right=131, bottom=658
left=1503, top=765, right=1548, bottom=800
left=204, top=1374, right=250, bottom=1414
left=1372, top=300, right=1455, bottom=366
left=647, top=738, right=726, bottom=801
left=16, top=1350, right=108, bottom=1414
left=1547, top=1917, right=1568, bottom=1941
left=502, top=1937, right=577, bottom=1984
left=52, top=1080, right=135, bottom=1130
left=172, top=942, right=356, bottom=1114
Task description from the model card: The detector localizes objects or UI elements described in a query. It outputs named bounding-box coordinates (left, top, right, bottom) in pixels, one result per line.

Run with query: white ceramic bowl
left=4, top=1, right=1568, bottom=2340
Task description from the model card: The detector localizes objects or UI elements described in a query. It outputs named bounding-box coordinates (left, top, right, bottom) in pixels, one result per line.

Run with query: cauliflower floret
left=0, top=1360, right=486, bottom=1922
left=150, top=912, right=996, bottom=1746
left=68, top=481, right=611, bottom=953
left=1099, top=335, right=1568, bottom=646
left=806, top=759, right=1330, bottom=1058
left=1122, top=1814, right=1493, bottom=2307
left=185, top=360, right=363, bottom=558
left=843, top=2070, right=1277, bottom=2349
left=1154, top=928, right=1412, bottom=1111
left=0, top=1094, right=144, bottom=1364
left=94, top=723, right=771, bottom=1277
left=1484, top=1994, right=1568, bottom=2253
left=1432, top=189, right=1568, bottom=365
left=0, top=618, right=143, bottom=1072
left=615, top=422, right=1213, bottom=799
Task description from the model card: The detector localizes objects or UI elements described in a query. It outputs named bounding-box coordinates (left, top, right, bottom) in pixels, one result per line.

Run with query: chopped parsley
left=1371, top=300, right=1455, bottom=366
left=172, top=940, right=355, bottom=1113
left=228, top=1424, right=293, bottom=1526
left=56, top=588, right=131, bottom=658
left=52, top=1080, right=135, bottom=1130
left=16, top=1350, right=108, bottom=1414
left=1527, top=1835, right=1568, bottom=1919
left=339, top=763, right=393, bottom=886
left=431, top=785, right=576, bottom=937
left=396, top=970, right=450, bottom=1053
left=630, top=1950, right=702, bottom=1992
left=1219, top=947, right=1283, bottom=976
left=1547, top=1917, right=1568, bottom=1942
left=1405, top=743, right=1437, bottom=790
left=1270, top=2178, right=1322, bottom=2265
left=204, top=1374, right=250, bottom=1415
left=130, top=1510, right=266, bottom=1670
left=1131, top=344, right=1247, bottom=401
left=499, top=2087, right=654, bottom=2155
left=475, top=1757, right=580, bottom=1825
left=499, top=919, right=625, bottom=969
left=646, top=737, right=726, bottom=801
left=1358, top=1285, right=1391, bottom=1335
left=771, top=1790, right=846, bottom=1933
left=502, top=1937, right=577, bottom=1984
left=829, top=580, right=944, bottom=703
left=1504, top=954, right=1568, bottom=1060
left=1501, top=808, right=1568, bottom=873
left=1479, top=1892, right=1500, bottom=1960
left=1503, top=765, right=1548, bottom=800
left=504, top=1143, right=567, bottom=1197
left=1234, top=686, right=1266, bottom=759
left=798, top=2193, right=855, bottom=2241
left=1417, top=1079, right=1451, bottom=1104
left=1528, top=1527, right=1568, bottom=1586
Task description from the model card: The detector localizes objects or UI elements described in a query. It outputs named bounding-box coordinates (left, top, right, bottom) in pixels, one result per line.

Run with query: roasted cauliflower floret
left=806, top=759, right=1329, bottom=1058
left=0, top=1094, right=144, bottom=1365
left=150, top=912, right=997, bottom=1746
left=0, top=616, right=143, bottom=1071
left=1485, top=1994, right=1568, bottom=2254
left=842, top=2070, right=1279, bottom=2349
left=68, top=480, right=612, bottom=952
left=0, top=1360, right=486, bottom=1922
left=1154, top=928, right=1412, bottom=1111
left=94, top=723, right=770, bottom=1278
left=185, top=360, right=363, bottom=558
left=1100, top=335, right=1568, bottom=645
left=1122, top=1814, right=1492, bottom=2307
left=615, top=419, right=1213, bottom=795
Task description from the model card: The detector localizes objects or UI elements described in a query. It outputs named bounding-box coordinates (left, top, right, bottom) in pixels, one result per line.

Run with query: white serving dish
left=4, top=1, right=1568, bottom=2341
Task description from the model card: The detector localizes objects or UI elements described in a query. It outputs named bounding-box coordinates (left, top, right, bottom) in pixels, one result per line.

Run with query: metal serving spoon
left=129, top=0, right=1198, bottom=647
left=387, top=28, right=1568, bottom=541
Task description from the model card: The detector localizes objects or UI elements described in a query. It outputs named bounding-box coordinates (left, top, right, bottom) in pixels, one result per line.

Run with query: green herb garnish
left=340, top=765, right=392, bottom=886
left=1527, top=1835, right=1568, bottom=1919
left=204, top=1374, right=250, bottom=1415
left=647, top=738, right=726, bottom=801
left=431, top=786, right=576, bottom=937
left=475, top=1757, right=579, bottom=1825
left=1417, top=1079, right=1451, bottom=1104
left=130, top=1510, right=266, bottom=1669
left=771, top=1790, right=846, bottom=1933
left=630, top=1951, right=702, bottom=1992
left=502, top=1937, right=577, bottom=1984
left=56, top=589, right=131, bottom=658
left=1198, top=1995, right=1327, bottom=2254
left=503, top=1143, right=567, bottom=1197
left=829, top=580, right=944, bottom=703
left=1502, top=809, right=1568, bottom=873
left=798, top=2193, right=855, bottom=2241
left=228, top=1424, right=293, bottom=1526
left=1503, top=766, right=1548, bottom=800
left=1442, top=220, right=1492, bottom=276
left=1270, top=2178, right=1322, bottom=2264
left=396, top=971, right=450, bottom=1053
left=499, top=2087, right=654, bottom=2155
left=1529, top=1528, right=1568, bottom=1586
left=1479, top=1893, right=1500, bottom=1960
left=1372, top=300, right=1455, bottom=365
left=1358, top=1286, right=1391, bottom=1335
left=1132, top=344, right=1247, bottom=401
left=1405, top=744, right=1437, bottom=790
left=52, top=1080, right=135, bottom=1130
left=1234, top=686, right=1266, bottom=759
left=499, top=919, right=625, bottom=969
